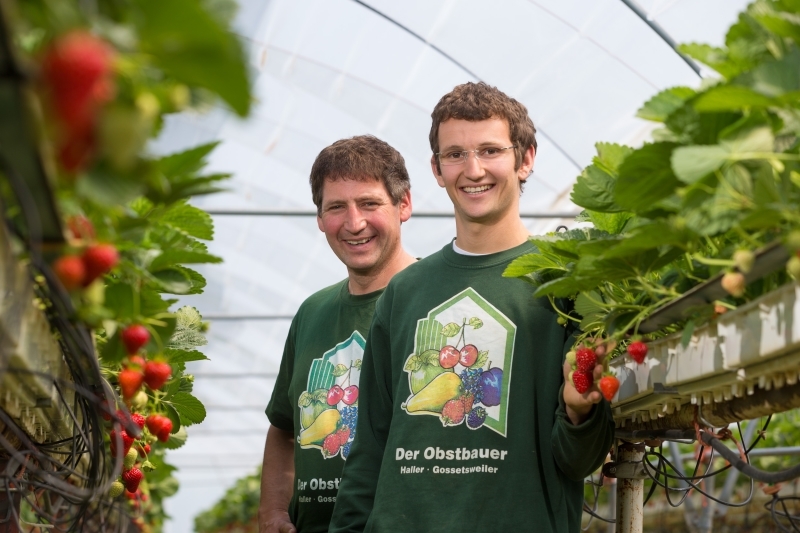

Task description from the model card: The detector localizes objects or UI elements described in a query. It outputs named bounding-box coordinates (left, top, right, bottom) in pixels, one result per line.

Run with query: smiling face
left=432, top=117, right=534, bottom=229
left=317, top=177, right=411, bottom=279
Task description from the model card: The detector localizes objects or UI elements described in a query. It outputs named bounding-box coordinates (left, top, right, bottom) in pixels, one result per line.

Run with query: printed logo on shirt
left=296, top=331, right=362, bottom=460
left=400, top=288, right=516, bottom=436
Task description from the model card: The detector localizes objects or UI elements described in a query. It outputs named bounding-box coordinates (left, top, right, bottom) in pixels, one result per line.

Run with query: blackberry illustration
left=342, top=441, right=352, bottom=459
left=459, top=368, right=484, bottom=404
left=466, top=407, right=487, bottom=429
left=341, top=405, right=358, bottom=439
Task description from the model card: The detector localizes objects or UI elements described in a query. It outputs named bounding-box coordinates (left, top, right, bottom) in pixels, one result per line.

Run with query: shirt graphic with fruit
left=400, top=288, right=516, bottom=436
left=296, top=331, right=362, bottom=460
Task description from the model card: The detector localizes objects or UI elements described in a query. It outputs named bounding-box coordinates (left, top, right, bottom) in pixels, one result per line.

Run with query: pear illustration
left=298, top=408, right=341, bottom=446
left=402, top=372, right=463, bottom=414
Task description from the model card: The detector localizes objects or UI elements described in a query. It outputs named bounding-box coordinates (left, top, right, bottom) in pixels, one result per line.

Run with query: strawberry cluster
left=52, top=216, right=120, bottom=290
left=40, top=31, right=116, bottom=172
left=566, top=344, right=621, bottom=402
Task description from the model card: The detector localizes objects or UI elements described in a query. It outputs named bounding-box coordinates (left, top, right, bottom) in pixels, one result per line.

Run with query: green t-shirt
left=330, top=241, right=615, bottom=533
left=266, top=279, right=383, bottom=533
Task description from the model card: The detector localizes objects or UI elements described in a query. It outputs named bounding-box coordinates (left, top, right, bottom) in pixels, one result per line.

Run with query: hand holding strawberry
left=562, top=341, right=612, bottom=425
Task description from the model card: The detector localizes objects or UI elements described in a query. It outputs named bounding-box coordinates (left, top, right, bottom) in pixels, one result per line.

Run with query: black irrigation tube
left=700, top=431, right=800, bottom=484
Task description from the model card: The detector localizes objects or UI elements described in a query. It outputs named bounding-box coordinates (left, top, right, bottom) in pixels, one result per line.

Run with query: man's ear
left=518, top=145, right=535, bottom=181
left=398, top=190, right=412, bottom=223
left=431, top=155, right=445, bottom=188
left=317, top=214, right=324, bottom=232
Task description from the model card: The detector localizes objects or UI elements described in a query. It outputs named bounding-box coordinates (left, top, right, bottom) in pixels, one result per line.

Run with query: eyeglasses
left=435, top=145, right=517, bottom=166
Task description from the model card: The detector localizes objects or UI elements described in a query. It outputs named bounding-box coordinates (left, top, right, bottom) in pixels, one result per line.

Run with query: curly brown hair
left=310, top=135, right=410, bottom=214
left=429, top=82, right=537, bottom=182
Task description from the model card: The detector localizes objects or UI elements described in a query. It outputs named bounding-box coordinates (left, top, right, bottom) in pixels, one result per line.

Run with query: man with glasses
left=330, top=83, right=614, bottom=532
left=260, top=135, right=416, bottom=533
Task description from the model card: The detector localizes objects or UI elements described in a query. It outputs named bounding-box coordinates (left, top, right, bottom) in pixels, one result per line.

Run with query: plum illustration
left=342, top=385, right=359, bottom=405
left=480, top=367, right=502, bottom=407
left=327, top=384, right=344, bottom=406
left=459, top=344, right=478, bottom=367
left=439, top=345, right=459, bottom=369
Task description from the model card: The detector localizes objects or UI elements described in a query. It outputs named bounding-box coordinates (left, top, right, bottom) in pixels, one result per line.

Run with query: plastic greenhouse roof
left=155, top=1, right=751, bottom=530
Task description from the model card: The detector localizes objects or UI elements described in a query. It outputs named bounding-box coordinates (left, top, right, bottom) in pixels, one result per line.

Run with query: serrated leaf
left=472, top=350, right=489, bottom=369
left=585, top=211, right=632, bottom=235
left=404, top=355, right=421, bottom=372
left=637, top=87, right=696, bottom=122
left=571, top=165, right=623, bottom=212
left=420, top=349, right=440, bottom=365
left=141, top=460, right=157, bottom=472
left=468, top=317, right=483, bottom=329
left=615, top=143, right=681, bottom=210
left=575, top=291, right=604, bottom=317
left=163, top=426, right=188, bottom=450
left=678, top=43, right=740, bottom=79
left=441, top=322, right=461, bottom=337
left=161, top=202, right=214, bottom=240
left=313, top=389, right=328, bottom=402
left=152, top=268, right=193, bottom=294
left=164, top=348, right=208, bottom=364
left=168, top=392, right=206, bottom=425
left=163, top=402, right=181, bottom=433
left=150, top=250, right=222, bottom=272
left=168, top=306, right=208, bottom=349
left=332, top=364, right=349, bottom=377
left=503, top=253, right=562, bottom=278
left=298, top=391, right=312, bottom=408
left=353, top=359, right=362, bottom=369
left=671, top=145, right=729, bottom=183
left=694, top=85, right=777, bottom=112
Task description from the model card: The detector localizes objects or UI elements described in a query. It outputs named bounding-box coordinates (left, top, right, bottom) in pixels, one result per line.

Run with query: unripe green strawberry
left=557, top=316, right=567, bottom=326
left=124, top=447, right=138, bottom=469
left=733, top=250, right=755, bottom=274
left=788, top=255, right=800, bottom=280
left=565, top=350, right=577, bottom=367
left=109, top=480, right=125, bottom=498
left=721, top=272, right=746, bottom=297
left=131, top=390, right=148, bottom=411
left=786, top=231, right=800, bottom=252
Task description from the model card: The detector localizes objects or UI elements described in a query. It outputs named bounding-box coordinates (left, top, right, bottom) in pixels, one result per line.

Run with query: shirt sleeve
left=329, top=304, right=394, bottom=533
left=550, top=327, right=615, bottom=481
left=265, top=317, right=298, bottom=432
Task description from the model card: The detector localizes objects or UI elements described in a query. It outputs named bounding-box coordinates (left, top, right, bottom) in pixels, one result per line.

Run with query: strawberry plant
left=505, top=0, right=800, bottom=359
left=4, top=0, right=252, bottom=530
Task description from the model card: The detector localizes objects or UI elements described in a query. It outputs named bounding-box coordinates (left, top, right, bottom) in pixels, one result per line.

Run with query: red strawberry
left=461, top=393, right=474, bottom=414
left=571, top=370, right=593, bottom=394
left=121, top=467, right=143, bottom=492
left=575, top=347, right=597, bottom=373
left=146, top=414, right=173, bottom=442
left=599, top=375, right=620, bottom=402
left=53, top=255, right=86, bottom=290
left=82, top=244, right=119, bottom=284
left=41, top=32, right=114, bottom=128
left=118, top=369, right=143, bottom=400
left=627, top=341, right=648, bottom=364
left=721, top=272, right=746, bottom=298
left=335, top=426, right=351, bottom=447
left=125, top=355, right=146, bottom=369
left=156, top=422, right=172, bottom=443
left=121, top=325, right=149, bottom=355
left=109, top=429, right=134, bottom=456
left=441, top=398, right=465, bottom=426
left=144, top=361, right=171, bottom=390
left=130, top=413, right=146, bottom=430
left=135, top=443, right=151, bottom=456
left=322, top=433, right=340, bottom=457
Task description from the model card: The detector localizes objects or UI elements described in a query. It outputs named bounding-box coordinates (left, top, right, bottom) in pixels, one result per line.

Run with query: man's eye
left=482, top=148, right=500, bottom=156
left=444, top=151, right=464, bottom=160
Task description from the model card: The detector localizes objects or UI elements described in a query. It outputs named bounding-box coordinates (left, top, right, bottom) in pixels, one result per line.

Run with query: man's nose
left=462, top=151, right=486, bottom=180
left=344, top=205, right=367, bottom=232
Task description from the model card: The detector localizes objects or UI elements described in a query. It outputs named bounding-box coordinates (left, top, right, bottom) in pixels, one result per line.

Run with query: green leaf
left=720, top=126, right=774, bottom=153
left=298, top=391, right=312, bottom=408
left=104, top=283, right=136, bottom=320
left=575, top=291, right=604, bottom=317
left=671, top=145, right=729, bottom=183
left=468, top=317, right=483, bottom=329
left=749, top=48, right=800, bottom=97
left=76, top=168, right=144, bottom=205
left=571, top=164, right=623, bottom=212
left=614, top=143, right=681, bottom=210
left=503, top=252, right=562, bottom=278
left=161, top=202, right=215, bottom=240
left=136, top=0, right=250, bottom=116
left=681, top=320, right=696, bottom=348
left=678, top=43, right=741, bottom=79
left=164, top=426, right=188, bottom=450
left=472, top=350, right=489, bottom=369
left=594, top=143, right=634, bottom=175
left=354, top=359, right=362, bottom=369
left=169, top=306, right=208, bottom=349
left=150, top=250, right=222, bottom=271
left=152, top=268, right=192, bottom=294
left=332, top=364, right=349, bottom=377
left=585, top=211, right=632, bottom=235
left=164, top=348, right=208, bottom=364
left=637, top=87, right=696, bottom=122
left=420, top=349, right=440, bottom=365
left=440, top=322, right=461, bottom=337
left=168, top=392, right=206, bottom=425
left=693, top=85, right=777, bottom=112
left=163, top=402, right=181, bottom=433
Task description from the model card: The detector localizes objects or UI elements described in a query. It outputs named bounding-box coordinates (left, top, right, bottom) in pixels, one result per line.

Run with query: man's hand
left=259, top=512, right=297, bottom=533
left=562, top=342, right=612, bottom=425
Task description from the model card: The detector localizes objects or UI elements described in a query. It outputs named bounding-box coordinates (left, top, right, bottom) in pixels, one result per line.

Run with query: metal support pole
left=615, top=442, right=645, bottom=533
left=607, top=477, right=617, bottom=533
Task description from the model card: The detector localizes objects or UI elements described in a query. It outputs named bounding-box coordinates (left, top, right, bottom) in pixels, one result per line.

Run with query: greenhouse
left=3, top=0, right=800, bottom=532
